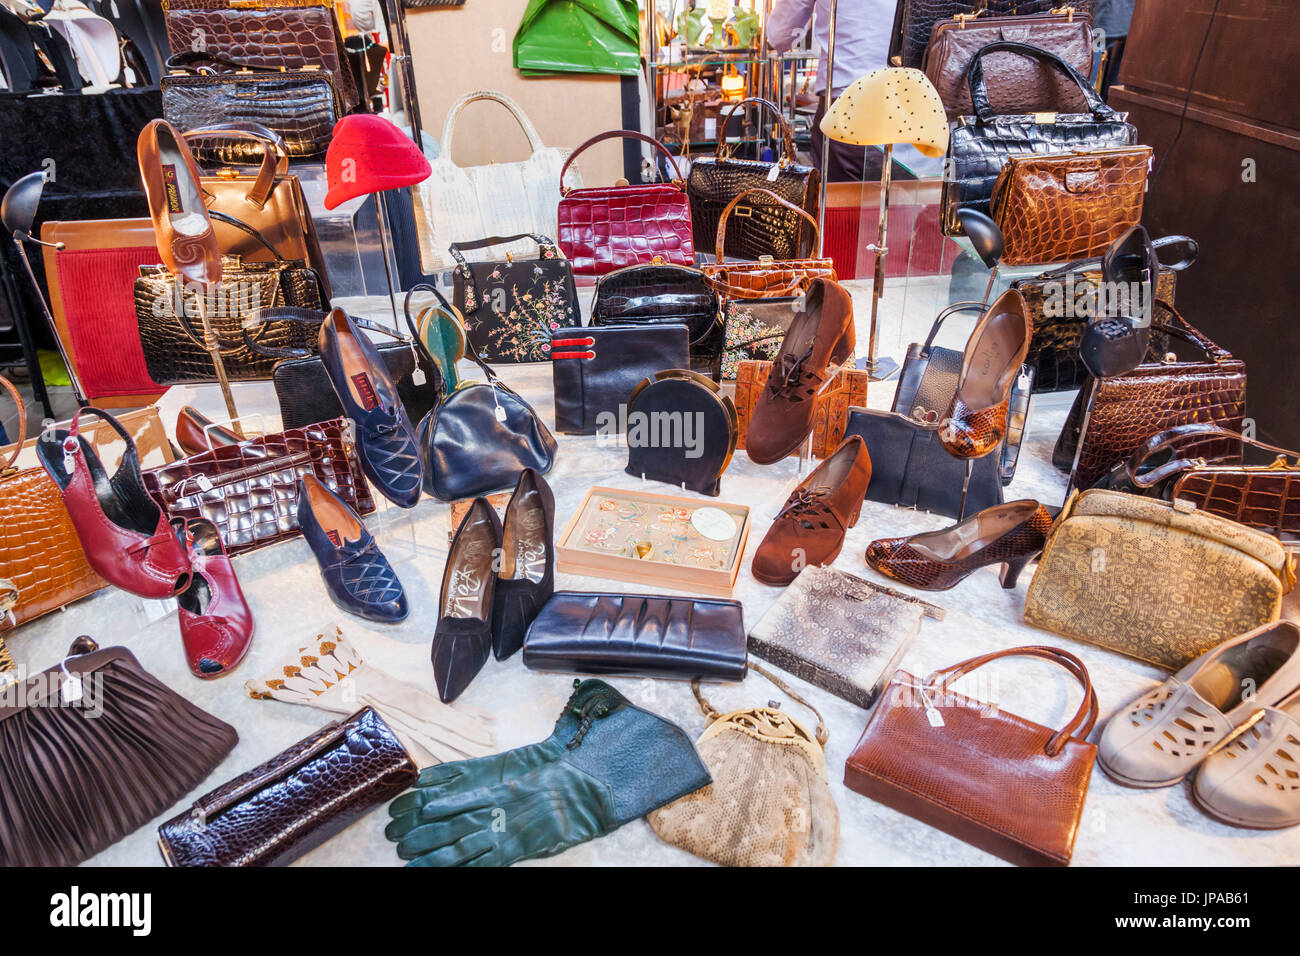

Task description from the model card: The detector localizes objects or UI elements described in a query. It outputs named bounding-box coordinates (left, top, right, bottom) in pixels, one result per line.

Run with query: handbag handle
left=448, top=233, right=560, bottom=264
left=1148, top=299, right=1236, bottom=365
left=920, top=300, right=985, bottom=354
left=208, top=210, right=286, bottom=261
left=692, top=661, right=829, bottom=747
left=713, top=187, right=819, bottom=263
left=440, top=89, right=546, bottom=163
left=0, top=375, right=25, bottom=473
left=967, top=40, right=1116, bottom=123
left=560, top=129, right=685, bottom=194
left=714, top=97, right=796, bottom=162
left=239, top=306, right=410, bottom=359
left=1035, top=234, right=1199, bottom=281
left=1127, top=424, right=1298, bottom=489
left=183, top=123, right=288, bottom=209
left=925, top=645, right=1099, bottom=757
left=166, top=50, right=285, bottom=74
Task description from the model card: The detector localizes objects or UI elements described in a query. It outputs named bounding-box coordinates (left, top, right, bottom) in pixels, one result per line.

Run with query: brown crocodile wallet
left=845, top=646, right=1098, bottom=867
left=991, top=147, right=1152, bottom=265
left=157, top=708, right=417, bottom=867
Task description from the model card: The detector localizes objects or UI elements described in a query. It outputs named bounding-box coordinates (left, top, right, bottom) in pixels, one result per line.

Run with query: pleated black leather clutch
left=523, top=592, right=747, bottom=681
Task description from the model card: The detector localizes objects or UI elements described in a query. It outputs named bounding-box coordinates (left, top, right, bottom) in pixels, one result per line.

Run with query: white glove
left=349, top=0, right=381, bottom=34
left=247, top=627, right=496, bottom=767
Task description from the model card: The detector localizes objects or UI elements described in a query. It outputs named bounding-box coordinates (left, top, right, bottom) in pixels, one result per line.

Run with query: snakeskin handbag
left=686, top=98, right=819, bottom=261
left=142, top=417, right=374, bottom=557
left=941, top=41, right=1136, bottom=235
left=990, top=146, right=1152, bottom=265
left=160, top=51, right=341, bottom=161
left=1053, top=302, right=1246, bottom=489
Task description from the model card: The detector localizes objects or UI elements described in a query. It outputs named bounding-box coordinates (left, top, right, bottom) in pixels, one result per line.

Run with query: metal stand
left=375, top=189, right=403, bottom=329
left=815, top=0, right=838, bottom=253
left=956, top=458, right=975, bottom=521
left=1063, top=377, right=1102, bottom=500
left=861, top=141, right=900, bottom=381
left=194, top=292, right=243, bottom=437
left=382, top=0, right=424, bottom=145
left=8, top=236, right=79, bottom=414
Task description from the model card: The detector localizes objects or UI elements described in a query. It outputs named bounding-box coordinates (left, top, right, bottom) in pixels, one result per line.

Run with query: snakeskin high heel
left=865, top=499, right=1052, bottom=591
left=937, top=289, right=1031, bottom=460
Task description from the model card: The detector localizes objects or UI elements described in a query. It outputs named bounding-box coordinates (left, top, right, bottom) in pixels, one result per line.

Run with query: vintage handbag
left=625, top=370, right=738, bottom=497
left=1052, top=302, right=1246, bottom=489
left=845, top=645, right=1098, bottom=867
left=735, top=359, right=868, bottom=458
left=941, top=41, right=1137, bottom=235
left=557, top=130, right=694, bottom=275
left=647, top=662, right=838, bottom=867
left=1092, top=423, right=1244, bottom=497
left=135, top=253, right=324, bottom=386
left=550, top=324, right=689, bottom=435
left=161, top=0, right=361, bottom=111
left=923, top=9, right=1095, bottom=120
left=450, top=233, right=579, bottom=363
left=522, top=591, right=747, bottom=681
left=243, top=307, right=439, bottom=430
left=889, top=0, right=1091, bottom=69
left=990, top=146, right=1152, bottom=265
left=843, top=406, right=1003, bottom=519
left=700, top=188, right=836, bottom=300
left=160, top=51, right=341, bottom=160
left=1024, top=490, right=1295, bottom=670
left=157, top=708, right=417, bottom=867
left=0, top=636, right=237, bottom=867
left=892, top=302, right=1033, bottom=484
left=591, top=261, right=724, bottom=379
left=142, top=417, right=375, bottom=556
left=417, top=90, right=580, bottom=274
left=417, top=336, right=557, bottom=501
left=686, top=98, right=820, bottom=261
left=746, top=565, right=945, bottom=709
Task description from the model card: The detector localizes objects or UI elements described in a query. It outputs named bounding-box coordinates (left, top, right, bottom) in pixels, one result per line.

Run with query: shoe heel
left=830, top=325, right=856, bottom=366
left=999, top=553, right=1033, bottom=589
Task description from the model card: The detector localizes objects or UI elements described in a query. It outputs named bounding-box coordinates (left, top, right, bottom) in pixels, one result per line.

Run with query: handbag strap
left=183, top=123, right=288, bottom=208
left=240, top=306, right=409, bottom=358
left=713, top=187, right=819, bottom=263
left=560, top=129, right=684, bottom=193
left=166, top=50, right=283, bottom=74
left=448, top=233, right=559, bottom=266
left=208, top=210, right=286, bottom=262
left=921, top=301, right=985, bottom=353
left=1035, top=234, right=1199, bottom=281
left=1128, top=424, right=1299, bottom=489
left=1148, top=299, right=1235, bottom=364
left=692, top=661, right=829, bottom=747
left=0, top=375, right=25, bottom=473
left=714, top=97, right=796, bottom=161
left=440, top=89, right=546, bottom=163
left=926, top=645, right=1099, bottom=756
left=967, top=40, right=1115, bottom=123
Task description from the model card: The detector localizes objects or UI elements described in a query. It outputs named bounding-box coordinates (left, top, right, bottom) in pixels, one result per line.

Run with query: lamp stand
left=861, top=142, right=899, bottom=381
left=195, top=289, right=243, bottom=437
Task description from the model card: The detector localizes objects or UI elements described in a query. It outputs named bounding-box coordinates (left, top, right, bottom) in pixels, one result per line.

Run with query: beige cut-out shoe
left=1192, top=685, right=1300, bottom=829
left=1097, top=621, right=1300, bottom=789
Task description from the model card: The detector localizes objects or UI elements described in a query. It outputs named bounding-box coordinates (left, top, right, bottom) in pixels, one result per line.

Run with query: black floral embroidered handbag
left=449, top=233, right=580, bottom=363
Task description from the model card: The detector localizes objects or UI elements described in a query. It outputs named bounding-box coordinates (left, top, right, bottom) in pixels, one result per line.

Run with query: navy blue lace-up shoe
left=297, top=475, right=408, bottom=623
left=319, top=308, right=423, bottom=508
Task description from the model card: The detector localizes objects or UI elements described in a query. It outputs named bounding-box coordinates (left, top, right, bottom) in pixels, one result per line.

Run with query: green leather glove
left=384, top=679, right=710, bottom=867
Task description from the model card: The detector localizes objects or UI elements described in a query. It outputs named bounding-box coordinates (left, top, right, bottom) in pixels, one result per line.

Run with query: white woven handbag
left=416, top=90, right=581, bottom=273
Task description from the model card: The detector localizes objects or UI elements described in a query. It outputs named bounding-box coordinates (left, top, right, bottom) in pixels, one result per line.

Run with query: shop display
left=625, top=369, right=738, bottom=496
left=385, top=680, right=709, bottom=867
left=158, top=708, right=417, bottom=867
left=735, top=360, right=867, bottom=457
left=174, top=515, right=255, bottom=679
left=647, top=663, right=839, bottom=867
left=0, top=637, right=237, bottom=868
left=550, top=324, right=690, bottom=435
left=450, top=233, right=579, bottom=363
left=752, top=436, right=872, bottom=586
left=557, top=130, right=694, bottom=275
left=556, top=486, right=750, bottom=597
left=1024, top=490, right=1294, bottom=670
left=523, top=592, right=747, bottom=680
left=846, top=645, right=1098, bottom=867
left=748, top=566, right=943, bottom=709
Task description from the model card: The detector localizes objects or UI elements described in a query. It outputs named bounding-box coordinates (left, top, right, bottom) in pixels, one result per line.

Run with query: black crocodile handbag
left=941, top=41, right=1137, bottom=235
left=160, top=51, right=340, bottom=162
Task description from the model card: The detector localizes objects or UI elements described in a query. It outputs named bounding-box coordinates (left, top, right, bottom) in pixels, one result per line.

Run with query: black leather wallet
left=551, top=324, right=689, bottom=434
left=523, top=592, right=747, bottom=681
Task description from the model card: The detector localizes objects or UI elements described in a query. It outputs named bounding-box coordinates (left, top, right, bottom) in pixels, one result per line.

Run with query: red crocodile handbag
left=557, top=129, right=694, bottom=276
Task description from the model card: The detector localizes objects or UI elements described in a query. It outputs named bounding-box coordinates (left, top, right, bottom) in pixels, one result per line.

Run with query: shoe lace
left=776, top=487, right=839, bottom=531
left=766, top=346, right=818, bottom=402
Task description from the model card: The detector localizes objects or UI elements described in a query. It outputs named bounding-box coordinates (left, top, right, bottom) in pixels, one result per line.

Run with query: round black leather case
left=624, top=370, right=737, bottom=497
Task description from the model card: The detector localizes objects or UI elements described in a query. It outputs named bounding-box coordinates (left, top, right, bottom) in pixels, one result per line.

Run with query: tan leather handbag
left=990, top=146, right=1152, bottom=265
left=845, top=645, right=1098, bottom=867
left=1024, top=489, right=1296, bottom=670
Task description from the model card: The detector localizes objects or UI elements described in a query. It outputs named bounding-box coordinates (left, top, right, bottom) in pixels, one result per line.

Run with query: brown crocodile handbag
left=0, top=377, right=106, bottom=630
left=990, top=146, right=1152, bottom=265
left=845, top=645, right=1098, bottom=867
left=1054, top=302, right=1246, bottom=489
left=142, top=417, right=374, bottom=557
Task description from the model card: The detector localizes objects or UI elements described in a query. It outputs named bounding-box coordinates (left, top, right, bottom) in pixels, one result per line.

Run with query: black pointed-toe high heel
left=490, top=468, right=555, bottom=661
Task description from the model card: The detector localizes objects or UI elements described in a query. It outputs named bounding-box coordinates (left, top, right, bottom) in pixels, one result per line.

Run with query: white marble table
left=9, top=283, right=1296, bottom=867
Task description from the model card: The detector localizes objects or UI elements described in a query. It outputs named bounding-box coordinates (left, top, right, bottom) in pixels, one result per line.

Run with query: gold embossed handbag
left=647, top=663, right=839, bottom=867
left=1024, top=489, right=1296, bottom=670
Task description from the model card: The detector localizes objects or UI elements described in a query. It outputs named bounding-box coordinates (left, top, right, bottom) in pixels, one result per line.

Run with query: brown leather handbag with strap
left=845, top=645, right=1098, bottom=867
left=0, top=376, right=107, bottom=631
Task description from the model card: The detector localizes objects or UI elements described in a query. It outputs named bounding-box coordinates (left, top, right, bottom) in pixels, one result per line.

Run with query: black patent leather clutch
left=523, top=592, right=747, bottom=681
left=591, top=263, right=724, bottom=380
left=551, top=324, right=689, bottom=434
